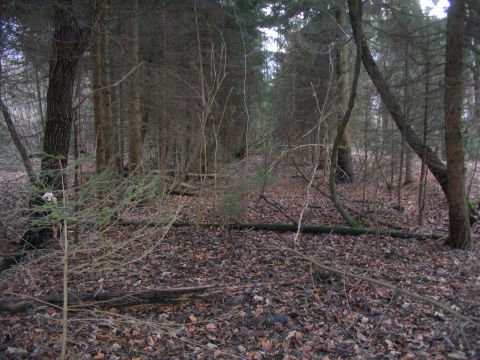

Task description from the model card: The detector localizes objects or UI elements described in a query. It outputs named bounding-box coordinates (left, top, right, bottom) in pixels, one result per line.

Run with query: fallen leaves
left=0, top=171, right=479, bottom=358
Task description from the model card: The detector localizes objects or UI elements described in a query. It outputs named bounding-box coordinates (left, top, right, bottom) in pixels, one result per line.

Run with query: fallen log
left=167, top=188, right=197, bottom=197
left=0, top=285, right=216, bottom=313
left=117, top=219, right=445, bottom=240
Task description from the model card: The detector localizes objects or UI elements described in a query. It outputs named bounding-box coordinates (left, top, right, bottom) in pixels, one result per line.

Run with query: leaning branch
left=0, top=100, right=36, bottom=185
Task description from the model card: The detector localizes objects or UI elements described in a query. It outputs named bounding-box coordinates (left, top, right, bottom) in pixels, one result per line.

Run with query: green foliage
left=251, top=167, right=276, bottom=189
left=218, top=193, right=245, bottom=223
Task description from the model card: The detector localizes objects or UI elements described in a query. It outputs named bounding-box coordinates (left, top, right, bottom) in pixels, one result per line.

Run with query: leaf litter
left=0, top=165, right=479, bottom=359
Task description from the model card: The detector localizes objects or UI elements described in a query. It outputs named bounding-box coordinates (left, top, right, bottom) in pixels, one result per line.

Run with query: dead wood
left=0, top=285, right=217, bottom=313
left=168, top=188, right=197, bottom=197
left=117, top=219, right=445, bottom=240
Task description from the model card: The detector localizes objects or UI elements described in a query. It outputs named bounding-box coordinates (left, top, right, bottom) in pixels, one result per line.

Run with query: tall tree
left=41, top=0, right=96, bottom=191
left=444, top=0, right=471, bottom=249
left=335, top=0, right=354, bottom=182
left=93, top=0, right=118, bottom=177
left=126, top=0, right=143, bottom=171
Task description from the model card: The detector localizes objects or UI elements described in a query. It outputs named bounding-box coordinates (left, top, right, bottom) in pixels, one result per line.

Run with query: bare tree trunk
left=444, top=0, right=471, bottom=249
left=329, top=0, right=362, bottom=228
left=402, top=41, right=413, bottom=186
left=73, top=106, right=81, bottom=244
left=21, top=1, right=98, bottom=249
left=99, top=1, right=117, bottom=174
left=158, top=3, right=168, bottom=173
left=418, top=42, right=430, bottom=226
left=41, top=2, right=94, bottom=191
left=127, top=0, right=143, bottom=171
left=194, top=0, right=208, bottom=174
left=404, top=148, right=414, bottom=185
left=335, top=0, right=354, bottom=182
left=473, top=36, right=480, bottom=135
left=92, top=7, right=105, bottom=174
left=94, top=0, right=118, bottom=177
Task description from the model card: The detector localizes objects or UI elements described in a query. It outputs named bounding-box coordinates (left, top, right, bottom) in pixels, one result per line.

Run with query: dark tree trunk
left=444, top=0, right=471, bottom=249
left=23, top=1, right=97, bottom=249
left=41, top=1, right=94, bottom=191
left=127, top=0, right=143, bottom=171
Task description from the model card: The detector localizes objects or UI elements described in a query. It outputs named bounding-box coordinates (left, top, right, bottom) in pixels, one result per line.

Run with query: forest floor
left=0, top=158, right=479, bottom=359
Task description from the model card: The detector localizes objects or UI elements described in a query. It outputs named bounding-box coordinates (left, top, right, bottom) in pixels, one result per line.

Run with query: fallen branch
left=0, top=285, right=217, bottom=313
left=117, top=219, right=445, bottom=240
left=257, top=245, right=479, bottom=327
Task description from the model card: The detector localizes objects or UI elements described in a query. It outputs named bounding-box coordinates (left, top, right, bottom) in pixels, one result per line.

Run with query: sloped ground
left=0, top=163, right=479, bottom=359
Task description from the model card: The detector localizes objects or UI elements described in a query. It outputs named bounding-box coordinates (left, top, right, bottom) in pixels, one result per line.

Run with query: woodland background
left=0, top=0, right=479, bottom=359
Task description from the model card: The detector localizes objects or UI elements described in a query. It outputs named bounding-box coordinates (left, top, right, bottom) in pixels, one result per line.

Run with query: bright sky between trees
left=262, top=0, right=449, bottom=53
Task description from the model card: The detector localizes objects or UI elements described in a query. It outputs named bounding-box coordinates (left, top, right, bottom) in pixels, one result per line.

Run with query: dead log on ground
left=167, top=188, right=197, bottom=197
left=0, top=285, right=217, bottom=313
left=117, top=219, right=445, bottom=240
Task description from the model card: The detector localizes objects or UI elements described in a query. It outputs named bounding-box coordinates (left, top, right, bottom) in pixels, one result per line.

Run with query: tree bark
left=329, top=0, right=362, bottom=227
left=41, top=1, right=95, bottom=191
left=92, top=7, right=106, bottom=174
left=347, top=0, right=448, bottom=196
left=473, top=36, right=480, bottom=135
left=444, top=0, right=471, bottom=249
left=127, top=0, right=143, bottom=171
left=335, top=0, right=354, bottom=182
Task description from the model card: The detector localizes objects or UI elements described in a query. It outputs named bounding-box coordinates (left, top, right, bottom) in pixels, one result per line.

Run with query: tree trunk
left=22, top=1, right=97, bottom=249
left=99, top=1, right=117, bottom=174
left=335, top=0, right=354, bottom=182
left=41, top=1, right=94, bottom=191
left=127, top=0, right=143, bottom=171
left=444, top=0, right=471, bottom=249
left=92, top=7, right=106, bottom=174
left=418, top=42, right=430, bottom=226
left=473, top=36, right=480, bottom=135
left=329, top=0, right=362, bottom=228
left=94, top=0, right=118, bottom=177
left=347, top=0, right=448, bottom=196
left=404, top=148, right=414, bottom=185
